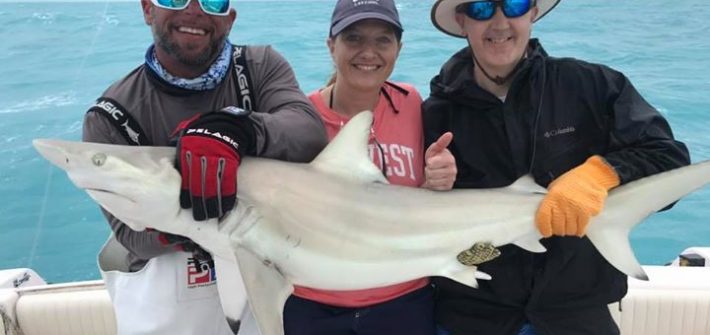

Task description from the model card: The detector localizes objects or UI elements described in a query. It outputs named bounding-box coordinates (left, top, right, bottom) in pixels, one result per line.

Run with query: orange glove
left=535, top=155, right=620, bottom=237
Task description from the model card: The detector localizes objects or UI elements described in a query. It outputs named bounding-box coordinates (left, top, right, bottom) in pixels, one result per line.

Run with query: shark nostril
left=92, top=153, right=107, bottom=167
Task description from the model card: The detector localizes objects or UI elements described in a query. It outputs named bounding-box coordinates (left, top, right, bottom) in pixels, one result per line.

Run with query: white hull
left=2, top=256, right=710, bottom=335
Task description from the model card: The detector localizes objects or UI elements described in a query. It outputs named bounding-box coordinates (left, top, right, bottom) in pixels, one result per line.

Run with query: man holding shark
left=425, top=0, right=691, bottom=335
left=82, top=0, right=328, bottom=333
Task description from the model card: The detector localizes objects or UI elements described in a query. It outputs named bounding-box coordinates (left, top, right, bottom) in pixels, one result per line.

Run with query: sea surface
left=0, top=0, right=709, bottom=283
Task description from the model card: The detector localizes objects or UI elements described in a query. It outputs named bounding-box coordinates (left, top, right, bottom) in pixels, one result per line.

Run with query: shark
left=33, top=111, right=710, bottom=335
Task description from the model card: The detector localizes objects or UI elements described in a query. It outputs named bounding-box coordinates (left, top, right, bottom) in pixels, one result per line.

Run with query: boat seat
left=2, top=266, right=709, bottom=335
left=13, top=281, right=116, bottom=335
left=610, top=266, right=710, bottom=335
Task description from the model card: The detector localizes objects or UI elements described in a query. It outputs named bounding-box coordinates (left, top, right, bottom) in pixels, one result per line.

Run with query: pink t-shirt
left=292, top=82, right=428, bottom=307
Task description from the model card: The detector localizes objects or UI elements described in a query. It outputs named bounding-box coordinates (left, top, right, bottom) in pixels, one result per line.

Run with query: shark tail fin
left=587, top=160, right=710, bottom=281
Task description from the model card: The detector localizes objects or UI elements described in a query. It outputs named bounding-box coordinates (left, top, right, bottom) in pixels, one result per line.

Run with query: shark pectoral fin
left=213, top=254, right=249, bottom=334
left=586, top=227, right=648, bottom=281
left=234, top=247, right=292, bottom=335
left=442, top=262, right=491, bottom=288
left=310, top=111, right=388, bottom=185
left=513, top=234, right=546, bottom=253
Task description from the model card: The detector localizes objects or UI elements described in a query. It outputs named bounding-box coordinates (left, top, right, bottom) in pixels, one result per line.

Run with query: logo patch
left=187, top=257, right=217, bottom=287
left=544, top=126, right=576, bottom=139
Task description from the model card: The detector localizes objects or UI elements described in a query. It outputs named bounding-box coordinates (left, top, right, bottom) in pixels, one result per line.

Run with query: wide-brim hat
left=431, top=0, right=561, bottom=38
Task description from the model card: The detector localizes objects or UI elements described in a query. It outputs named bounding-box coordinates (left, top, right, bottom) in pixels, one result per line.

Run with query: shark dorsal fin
left=311, top=111, right=388, bottom=184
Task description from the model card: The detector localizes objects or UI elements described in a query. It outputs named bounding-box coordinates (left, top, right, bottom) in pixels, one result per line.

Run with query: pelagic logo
left=187, top=257, right=216, bottom=287
left=233, top=46, right=253, bottom=111
left=95, top=100, right=124, bottom=121
left=93, top=98, right=142, bottom=145
left=544, top=126, right=576, bottom=138
left=121, top=120, right=140, bottom=144
left=186, top=128, right=240, bottom=151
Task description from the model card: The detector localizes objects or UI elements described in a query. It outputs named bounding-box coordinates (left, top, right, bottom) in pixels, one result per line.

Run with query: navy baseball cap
left=330, top=0, right=403, bottom=37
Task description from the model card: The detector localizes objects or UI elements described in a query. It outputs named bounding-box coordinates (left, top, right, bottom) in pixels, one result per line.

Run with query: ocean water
left=0, top=0, right=708, bottom=283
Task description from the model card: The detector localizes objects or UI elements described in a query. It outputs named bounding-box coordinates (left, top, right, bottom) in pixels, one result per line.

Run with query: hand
left=422, top=132, right=457, bottom=191
left=535, top=155, right=620, bottom=237
left=174, top=108, right=255, bottom=221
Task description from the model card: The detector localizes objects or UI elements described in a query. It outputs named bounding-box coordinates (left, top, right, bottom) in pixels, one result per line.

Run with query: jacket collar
left=429, top=38, right=548, bottom=105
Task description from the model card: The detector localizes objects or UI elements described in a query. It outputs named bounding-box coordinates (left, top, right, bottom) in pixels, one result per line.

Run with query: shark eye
left=92, top=153, right=107, bottom=167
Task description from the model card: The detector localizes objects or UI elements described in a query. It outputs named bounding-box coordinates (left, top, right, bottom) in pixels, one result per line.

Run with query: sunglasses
left=150, top=0, right=231, bottom=16
left=459, top=0, right=535, bottom=21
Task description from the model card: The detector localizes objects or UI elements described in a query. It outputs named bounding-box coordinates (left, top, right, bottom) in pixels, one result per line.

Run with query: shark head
left=32, top=139, right=182, bottom=233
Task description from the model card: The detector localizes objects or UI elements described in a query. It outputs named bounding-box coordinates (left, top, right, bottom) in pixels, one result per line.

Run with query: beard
left=153, top=24, right=227, bottom=68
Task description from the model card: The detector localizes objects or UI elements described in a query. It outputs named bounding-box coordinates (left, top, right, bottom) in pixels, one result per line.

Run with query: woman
left=281, top=0, right=457, bottom=334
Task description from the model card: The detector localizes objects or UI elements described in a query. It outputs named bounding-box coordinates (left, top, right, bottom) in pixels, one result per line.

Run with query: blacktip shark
left=33, top=111, right=710, bottom=335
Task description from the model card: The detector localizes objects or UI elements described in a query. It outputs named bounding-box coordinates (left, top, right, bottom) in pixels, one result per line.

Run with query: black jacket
left=422, top=39, right=690, bottom=335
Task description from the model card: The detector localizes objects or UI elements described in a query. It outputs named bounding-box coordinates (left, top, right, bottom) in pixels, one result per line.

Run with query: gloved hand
left=535, top=155, right=620, bottom=237
left=173, top=107, right=255, bottom=221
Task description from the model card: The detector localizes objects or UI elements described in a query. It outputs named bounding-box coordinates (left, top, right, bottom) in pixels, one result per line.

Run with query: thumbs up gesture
left=422, top=132, right=457, bottom=191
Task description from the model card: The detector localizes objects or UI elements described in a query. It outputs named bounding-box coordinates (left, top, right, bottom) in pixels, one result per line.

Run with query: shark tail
left=587, top=160, right=710, bottom=281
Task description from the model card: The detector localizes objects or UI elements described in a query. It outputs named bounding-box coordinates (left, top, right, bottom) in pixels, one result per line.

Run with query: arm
left=246, top=45, right=328, bottom=162
left=536, top=65, right=691, bottom=237
left=600, top=68, right=690, bottom=183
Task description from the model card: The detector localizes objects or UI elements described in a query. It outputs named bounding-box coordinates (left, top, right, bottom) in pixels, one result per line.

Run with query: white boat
left=1, top=248, right=709, bottom=335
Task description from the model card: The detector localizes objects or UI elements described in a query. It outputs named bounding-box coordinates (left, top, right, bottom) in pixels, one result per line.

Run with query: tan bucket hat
left=431, top=0, right=561, bottom=38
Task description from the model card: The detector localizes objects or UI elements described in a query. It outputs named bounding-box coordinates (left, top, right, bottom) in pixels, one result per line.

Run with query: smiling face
left=328, top=19, right=402, bottom=93
left=141, top=0, right=236, bottom=78
left=456, top=3, right=537, bottom=79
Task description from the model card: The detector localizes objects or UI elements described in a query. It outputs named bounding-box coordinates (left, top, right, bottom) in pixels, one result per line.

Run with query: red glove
left=173, top=107, right=255, bottom=221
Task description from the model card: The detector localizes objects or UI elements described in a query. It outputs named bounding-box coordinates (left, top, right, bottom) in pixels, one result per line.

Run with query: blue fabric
left=283, top=286, right=435, bottom=335
left=437, top=323, right=537, bottom=335
left=436, top=325, right=450, bottom=335
left=519, top=323, right=537, bottom=335
left=144, top=41, right=232, bottom=91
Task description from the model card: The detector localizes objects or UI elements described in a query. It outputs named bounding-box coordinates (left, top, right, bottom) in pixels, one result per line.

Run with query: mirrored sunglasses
left=151, top=0, right=230, bottom=16
left=459, top=0, right=535, bottom=21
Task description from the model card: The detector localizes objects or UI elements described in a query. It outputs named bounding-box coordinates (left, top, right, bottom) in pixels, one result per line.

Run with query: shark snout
left=33, top=139, right=121, bottom=193
left=33, top=139, right=74, bottom=170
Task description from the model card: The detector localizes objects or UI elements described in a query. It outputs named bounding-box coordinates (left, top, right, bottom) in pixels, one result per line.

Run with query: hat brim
left=431, top=0, right=561, bottom=38
left=331, top=12, right=403, bottom=37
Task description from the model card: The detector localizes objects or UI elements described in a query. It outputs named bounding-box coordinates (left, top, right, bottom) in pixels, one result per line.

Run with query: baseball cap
left=330, top=0, right=403, bottom=37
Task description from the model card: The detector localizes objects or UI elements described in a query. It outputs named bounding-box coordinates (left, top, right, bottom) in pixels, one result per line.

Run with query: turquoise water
left=0, top=0, right=709, bottom=283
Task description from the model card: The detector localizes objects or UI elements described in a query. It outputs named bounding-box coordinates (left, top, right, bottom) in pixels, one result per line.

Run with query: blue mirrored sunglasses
left=459, top=0, right=535, bottom=21
left=151, top=0, right=230, bottom=16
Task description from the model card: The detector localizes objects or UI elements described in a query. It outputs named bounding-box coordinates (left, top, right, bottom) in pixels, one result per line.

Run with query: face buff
left=145, top=41, right=232, bottom=91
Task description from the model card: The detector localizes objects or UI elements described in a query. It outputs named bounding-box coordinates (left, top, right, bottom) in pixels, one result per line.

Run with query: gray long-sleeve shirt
left=83, top=45, right=327, bottom=270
